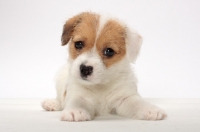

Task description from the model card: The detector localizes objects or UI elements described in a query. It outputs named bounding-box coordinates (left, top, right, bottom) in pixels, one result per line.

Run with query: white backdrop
left=0, top=0, right=200, bottom=98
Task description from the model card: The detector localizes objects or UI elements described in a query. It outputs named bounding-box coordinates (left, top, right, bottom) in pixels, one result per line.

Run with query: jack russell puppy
left=42, top=12, right=167, bottom=121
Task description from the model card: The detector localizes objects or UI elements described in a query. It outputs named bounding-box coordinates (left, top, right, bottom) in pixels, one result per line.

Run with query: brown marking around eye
left=68, top=12, right=100, bottom=59
left=96, top=20, right=126, bottom=67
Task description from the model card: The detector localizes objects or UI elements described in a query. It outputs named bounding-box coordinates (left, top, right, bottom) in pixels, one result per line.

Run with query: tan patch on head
left=61, top=12, right=99, bottom=59
left=96, top=20, right=126, bottom=67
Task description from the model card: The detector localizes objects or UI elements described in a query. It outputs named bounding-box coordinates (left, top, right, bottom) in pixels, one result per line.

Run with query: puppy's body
left=42, top=12, right=167, bottom=121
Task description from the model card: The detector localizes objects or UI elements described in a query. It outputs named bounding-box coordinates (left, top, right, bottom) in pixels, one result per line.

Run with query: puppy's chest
left=90, top=87, right=118, bottom=115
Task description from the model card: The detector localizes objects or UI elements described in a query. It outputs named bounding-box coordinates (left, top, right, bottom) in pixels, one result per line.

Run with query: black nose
left=80, top=64, right=93, bottom=78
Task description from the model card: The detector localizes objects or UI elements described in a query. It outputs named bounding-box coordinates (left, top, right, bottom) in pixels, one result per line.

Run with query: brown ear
left=61, top=15, right=82, bottom=46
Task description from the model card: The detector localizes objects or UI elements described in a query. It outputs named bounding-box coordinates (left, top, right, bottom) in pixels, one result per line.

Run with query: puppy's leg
left=41, top=83, right=66, bottom=111
left=42, top=64, right=69, bottom=111
left=61, top=95, right=95, bottom=122
left=116, top=95, right=167, bottom=120
left=41, top=79, right=66, bottom=111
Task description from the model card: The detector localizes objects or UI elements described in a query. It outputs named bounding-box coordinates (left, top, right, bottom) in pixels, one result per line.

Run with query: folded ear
left=125, top=28, right=142, bottom=63
left=61, top=14, right=82, bottom=46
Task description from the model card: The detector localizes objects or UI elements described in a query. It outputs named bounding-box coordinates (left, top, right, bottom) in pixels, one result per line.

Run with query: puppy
left=42, top=12, right=167, bottom=121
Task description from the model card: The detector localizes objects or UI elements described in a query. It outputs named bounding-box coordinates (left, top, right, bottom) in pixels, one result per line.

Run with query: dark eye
left=75, top=41, right=84, bottom=49
left=104, top=48, right=115, bottom=57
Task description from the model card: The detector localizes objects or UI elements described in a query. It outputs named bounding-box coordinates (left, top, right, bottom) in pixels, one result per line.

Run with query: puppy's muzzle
left=80, top=64, right=93, bottom=78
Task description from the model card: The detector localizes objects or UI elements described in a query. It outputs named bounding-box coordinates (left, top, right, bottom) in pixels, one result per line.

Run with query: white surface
left=0, top=99, right=200, bottom=132
left=1, top=0, right=200, bottom=98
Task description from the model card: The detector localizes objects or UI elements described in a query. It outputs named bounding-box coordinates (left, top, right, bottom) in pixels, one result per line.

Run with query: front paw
left=135, top=105, right=167, bottom=120
left=42, top=99, right=61, bottom=111
left=61, top=108, right=92, bottom=122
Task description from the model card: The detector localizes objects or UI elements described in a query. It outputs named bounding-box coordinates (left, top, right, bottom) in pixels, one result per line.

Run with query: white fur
left=95, top=15, right=110, bottom=41
left=70, top=51, right=106, bottom=85
left=125, top=27, right=143, bottom=63
left=42, top=13, right=167, bottom=121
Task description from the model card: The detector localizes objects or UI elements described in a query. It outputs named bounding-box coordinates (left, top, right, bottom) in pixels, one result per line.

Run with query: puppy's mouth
left=80, top=64, right=93, bottom=80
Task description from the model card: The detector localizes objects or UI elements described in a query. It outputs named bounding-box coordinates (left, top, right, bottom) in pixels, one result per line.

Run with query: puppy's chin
left=76, top=76, right=102, bottom=86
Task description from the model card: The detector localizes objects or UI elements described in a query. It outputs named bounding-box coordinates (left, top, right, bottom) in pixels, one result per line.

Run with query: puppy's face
left=61, top=12, right=142, bottom=85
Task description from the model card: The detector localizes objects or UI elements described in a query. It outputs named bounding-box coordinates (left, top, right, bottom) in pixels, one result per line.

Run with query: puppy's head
left=61, top=12, right=142, bottom=85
